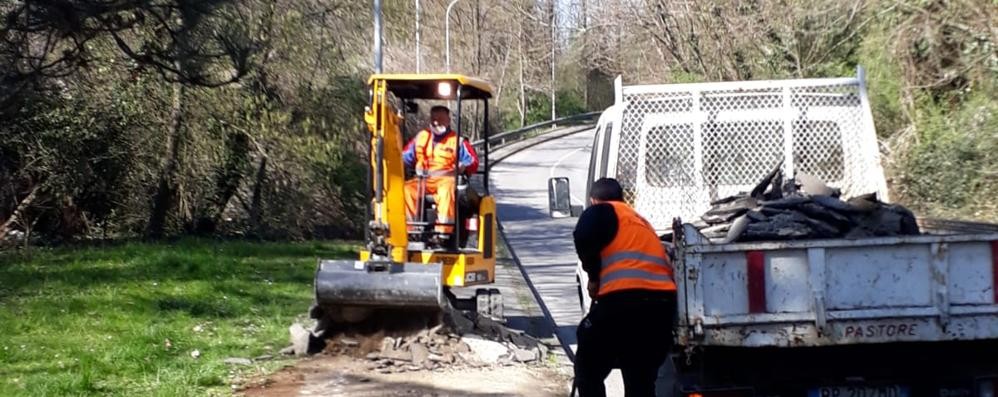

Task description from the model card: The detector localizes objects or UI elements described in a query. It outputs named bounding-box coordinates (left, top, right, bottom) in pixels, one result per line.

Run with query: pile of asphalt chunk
left=692, top=164, right=920, bottom=243
left=293, top=307, right=550, bottom=374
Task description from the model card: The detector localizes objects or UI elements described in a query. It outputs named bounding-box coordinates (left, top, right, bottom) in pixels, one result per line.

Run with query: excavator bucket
left=314, top=259, right=444, bottom=310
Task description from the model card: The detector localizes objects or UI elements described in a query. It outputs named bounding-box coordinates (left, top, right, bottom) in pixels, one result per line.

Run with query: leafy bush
left=893, top=93, right=997, bottom=219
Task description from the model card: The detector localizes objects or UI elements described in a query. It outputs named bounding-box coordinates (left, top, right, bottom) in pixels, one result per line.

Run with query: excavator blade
left=314, top=259, right=443, bottom=310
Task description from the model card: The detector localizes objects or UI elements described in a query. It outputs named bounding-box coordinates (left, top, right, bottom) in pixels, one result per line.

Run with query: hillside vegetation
left=0, top=0, right=994, bottom=245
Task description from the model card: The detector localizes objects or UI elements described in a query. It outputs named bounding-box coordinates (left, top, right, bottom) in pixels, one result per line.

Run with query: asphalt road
left=491, top=128, right=630, bottom=395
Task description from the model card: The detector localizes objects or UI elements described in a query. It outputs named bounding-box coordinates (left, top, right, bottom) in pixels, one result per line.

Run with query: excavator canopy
left=368, top=73, right=494, bottom=100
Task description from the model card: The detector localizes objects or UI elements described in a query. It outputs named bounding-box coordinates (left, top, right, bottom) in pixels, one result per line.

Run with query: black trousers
left=574, top=293, right=676, bottom=397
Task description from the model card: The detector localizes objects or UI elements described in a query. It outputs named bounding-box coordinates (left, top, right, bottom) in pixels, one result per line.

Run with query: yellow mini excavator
left=310, top=74, right=502, bottom=329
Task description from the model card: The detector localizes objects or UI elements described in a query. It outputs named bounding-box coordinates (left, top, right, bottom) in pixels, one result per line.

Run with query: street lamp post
left=445, top=0, right=461, bottom=72
left=415, top=0, right=421, bottom=73
left=374, top=0, right=383, bottom=73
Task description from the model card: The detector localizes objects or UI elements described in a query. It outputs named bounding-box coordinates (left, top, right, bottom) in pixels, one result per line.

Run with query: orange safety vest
left=413, top=130, right=459, bottom=177
left=598, top=201, right=677, bottom=297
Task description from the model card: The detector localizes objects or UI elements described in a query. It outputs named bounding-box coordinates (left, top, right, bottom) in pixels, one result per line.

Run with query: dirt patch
left=293, top=305, right=553, bottom=369
left=237, top=355, right=572, bottom=397
left=249, top=305, right=572, bottom=396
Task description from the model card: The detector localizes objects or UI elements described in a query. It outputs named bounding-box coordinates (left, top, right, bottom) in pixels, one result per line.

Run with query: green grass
left=0, top=238, right=357, bottom=396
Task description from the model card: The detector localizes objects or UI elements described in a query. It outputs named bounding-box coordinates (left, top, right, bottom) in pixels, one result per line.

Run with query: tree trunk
left=249, top=156, right=268, bottom=235
left=23, top=214, right=39, bottom=250
left=549, top=0, right=556, bottom=121
left=194, top=131, right=250, bottom=234
left=471, top=0, right=483, bottom=139
left=475, top=0, right=482, bottom=76
left=146, top=80, right=185, bottom=239
left=518, top=21, right=526, bottom=128
left=494, top=36, right=513, bottom=106
left=581, top=0, right=589, bottom=109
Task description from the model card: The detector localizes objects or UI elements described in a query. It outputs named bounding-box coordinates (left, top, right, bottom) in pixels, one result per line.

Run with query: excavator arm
left=312, top=79, right=444, bottom=318
left=364, top=78, right=409, bottom=262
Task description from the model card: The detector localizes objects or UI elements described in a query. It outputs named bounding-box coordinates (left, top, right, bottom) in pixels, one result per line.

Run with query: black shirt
left=572, top=203, right=619, bottom=284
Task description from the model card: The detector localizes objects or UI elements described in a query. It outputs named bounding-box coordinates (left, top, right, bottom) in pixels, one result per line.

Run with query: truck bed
left=675, top=220, right=998, bottom=348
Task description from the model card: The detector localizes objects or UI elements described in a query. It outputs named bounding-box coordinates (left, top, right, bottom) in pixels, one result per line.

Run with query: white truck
left=550, top=67, right=998, bottom=397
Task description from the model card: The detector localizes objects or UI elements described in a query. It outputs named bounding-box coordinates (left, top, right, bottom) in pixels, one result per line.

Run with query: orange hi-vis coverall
left=402, top=129, right=479, bottom=234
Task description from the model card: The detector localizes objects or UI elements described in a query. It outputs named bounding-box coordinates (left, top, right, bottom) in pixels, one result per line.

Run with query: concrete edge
left=495, top=218, right=577, bottom=368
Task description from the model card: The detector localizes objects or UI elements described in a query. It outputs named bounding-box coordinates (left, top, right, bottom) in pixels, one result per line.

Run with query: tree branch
left=0, top=184, right=42, bottom=238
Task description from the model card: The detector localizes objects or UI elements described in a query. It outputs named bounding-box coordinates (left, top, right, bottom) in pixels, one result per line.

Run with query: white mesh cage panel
left=616, top=74, right=888, bottom=230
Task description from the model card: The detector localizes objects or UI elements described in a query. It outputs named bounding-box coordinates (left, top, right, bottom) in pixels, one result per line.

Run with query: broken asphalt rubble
left=283, top=307, right=551, bottom=374
left=685, top=163, right=920, bottom=244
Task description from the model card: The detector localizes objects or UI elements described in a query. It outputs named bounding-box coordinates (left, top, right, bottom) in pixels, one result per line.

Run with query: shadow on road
left=495, top=202, right=551, bottom=222
left=504, top=315, right=557, bottom=339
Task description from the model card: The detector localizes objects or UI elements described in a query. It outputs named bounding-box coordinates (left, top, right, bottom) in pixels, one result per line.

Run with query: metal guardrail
left=471, top=111, right=602, bottom=153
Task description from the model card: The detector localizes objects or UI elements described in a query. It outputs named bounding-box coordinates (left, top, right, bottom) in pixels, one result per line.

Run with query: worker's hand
left=587, top=280, right=598, bottom=299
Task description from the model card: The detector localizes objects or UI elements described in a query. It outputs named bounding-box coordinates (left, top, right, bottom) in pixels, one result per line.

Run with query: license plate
left=808, top=385, right=909, bottom=397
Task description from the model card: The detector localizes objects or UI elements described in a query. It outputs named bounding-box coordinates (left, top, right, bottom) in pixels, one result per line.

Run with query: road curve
left=491, top=129, right=592, bottom=347
left=491, top=128, right=629, bottom=395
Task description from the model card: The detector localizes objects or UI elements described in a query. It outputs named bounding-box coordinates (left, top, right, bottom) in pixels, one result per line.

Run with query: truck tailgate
left=677, top=226, right=998, bottom=347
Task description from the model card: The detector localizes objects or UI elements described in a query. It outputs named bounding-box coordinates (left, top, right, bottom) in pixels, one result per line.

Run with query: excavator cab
left=312, top=74, right=501, bottom=329
left=405, top=118, right=483, bottom=251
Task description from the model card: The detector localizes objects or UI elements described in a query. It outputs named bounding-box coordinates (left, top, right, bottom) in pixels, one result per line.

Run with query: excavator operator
left=403, top=105, right=479, bottom=237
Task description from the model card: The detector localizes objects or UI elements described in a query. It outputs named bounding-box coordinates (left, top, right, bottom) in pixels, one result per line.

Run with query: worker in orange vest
left=402, top=105, right=479, bottom=237
left=572, top=178, right=677, bottom=397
